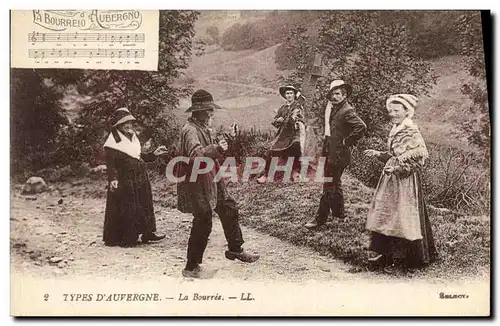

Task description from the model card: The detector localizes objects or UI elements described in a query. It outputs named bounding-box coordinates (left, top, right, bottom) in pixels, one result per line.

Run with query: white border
left=2, top=1, right=497, bottom=325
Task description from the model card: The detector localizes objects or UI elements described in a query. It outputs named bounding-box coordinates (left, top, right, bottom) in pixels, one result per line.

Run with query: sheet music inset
left=11, top=10, right=159, bottom=71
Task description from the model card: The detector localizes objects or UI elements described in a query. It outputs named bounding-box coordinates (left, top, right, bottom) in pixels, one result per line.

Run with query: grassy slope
left=181, top=48, right=483, bottom=151
left=225, top=175, right=489, bottom=279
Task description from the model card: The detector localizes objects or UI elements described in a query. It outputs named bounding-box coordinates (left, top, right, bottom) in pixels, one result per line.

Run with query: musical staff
left=28, top=48, right=145, bottom=59
left=28, top=32, right=145, bottom=43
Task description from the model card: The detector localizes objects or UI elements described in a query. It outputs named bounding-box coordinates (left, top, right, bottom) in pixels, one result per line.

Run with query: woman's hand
left=109, top=180, right=118, bottom=191
left=383, top=166, right=396, bottom=175
left=154, top=145, right=168, bottom=156
left=364, top=149, right=381, bottom=158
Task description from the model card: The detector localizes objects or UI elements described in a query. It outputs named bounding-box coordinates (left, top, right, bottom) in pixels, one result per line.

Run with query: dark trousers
left=186, top=192, right=244, bottom=269
left=316, top=158, right=346, bottom=224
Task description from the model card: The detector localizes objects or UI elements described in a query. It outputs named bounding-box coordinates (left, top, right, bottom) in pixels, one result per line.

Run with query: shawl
left=389, top=118, right=428, bottom=165
left=103, top=129, right=141, bottom=160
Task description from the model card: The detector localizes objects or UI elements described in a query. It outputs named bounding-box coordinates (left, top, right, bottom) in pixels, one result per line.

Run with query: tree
left=10, top=69, right=68, bottom=174
left=457, top=11, right=490, bottom=153
left=279, top=11, right=436, bottom=137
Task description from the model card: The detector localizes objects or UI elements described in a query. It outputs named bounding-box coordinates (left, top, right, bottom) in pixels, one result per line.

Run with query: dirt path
left=11, top=189, right=394, bottom=284
left=10, top=188, right=489, bottom=286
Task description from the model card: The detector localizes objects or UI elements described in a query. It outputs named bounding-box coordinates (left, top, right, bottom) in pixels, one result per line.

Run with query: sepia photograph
left=8, top=8, right=491, bottom=316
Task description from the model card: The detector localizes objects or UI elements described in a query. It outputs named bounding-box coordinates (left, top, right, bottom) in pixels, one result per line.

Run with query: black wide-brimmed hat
left=112, top=107, right=136, bottom=127
left=279, top=85, right=299, bottom=99
left=185, top=89, right=223, bottom=113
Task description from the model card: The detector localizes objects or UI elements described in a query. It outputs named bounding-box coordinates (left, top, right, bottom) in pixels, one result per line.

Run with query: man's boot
left=305, top=192, right=330, bottom=229
left=182, top=265, right=218, bottom=279
left=225, top=249, right=260, bottom=263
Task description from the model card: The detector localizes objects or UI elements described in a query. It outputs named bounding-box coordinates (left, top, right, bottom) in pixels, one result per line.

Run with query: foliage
left=279, top=11, right=436, bottom=138
left=456, top=12, right=490, bottom=152
left=422, top=143, right=490, bottom=214
left=10, top=69, right=68, bottom=174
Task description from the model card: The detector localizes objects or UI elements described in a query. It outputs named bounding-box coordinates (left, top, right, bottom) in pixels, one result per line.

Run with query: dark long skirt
left=103, top=159, right=156, bottom=246
left=369, top=174, right=438, bottom=268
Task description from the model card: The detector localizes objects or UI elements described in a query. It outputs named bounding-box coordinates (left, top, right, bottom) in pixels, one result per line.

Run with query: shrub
left=422, top=143, right=490, bottom=214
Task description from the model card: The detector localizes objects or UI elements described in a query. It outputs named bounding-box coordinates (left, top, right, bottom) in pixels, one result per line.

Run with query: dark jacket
left=271, top=100, right=305, bottom=152
left=176, top=118, right=228, bottom=214
left=325, top=101, right=367, bottom=167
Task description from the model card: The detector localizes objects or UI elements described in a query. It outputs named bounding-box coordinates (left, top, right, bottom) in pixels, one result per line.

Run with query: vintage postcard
left=9, top=9, right=491, bottom=316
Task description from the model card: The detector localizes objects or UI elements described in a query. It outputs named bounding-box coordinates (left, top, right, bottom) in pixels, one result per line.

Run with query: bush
left=422, top=143, right=490, bottom=215
left=218, top=126, right=275, bottom=164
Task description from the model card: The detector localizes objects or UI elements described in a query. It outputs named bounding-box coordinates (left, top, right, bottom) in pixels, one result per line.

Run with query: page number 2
left=44, top=294, right=49, bottom=301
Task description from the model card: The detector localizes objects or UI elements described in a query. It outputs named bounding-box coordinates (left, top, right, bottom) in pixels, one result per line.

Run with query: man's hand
left=218, top=139, right=228, bottom=151
left=275, top=117, right=284, bottom=123
left=154, top=145, right=168, bottom=156
left=322, top=136, right=330, bottom=155
left=109, top=180, right=118, bottom=191
left=364, top=149, right=381, bottom=158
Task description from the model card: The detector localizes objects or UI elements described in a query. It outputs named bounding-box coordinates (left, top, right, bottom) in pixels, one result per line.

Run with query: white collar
left=103, top=129, right=141, bottom=160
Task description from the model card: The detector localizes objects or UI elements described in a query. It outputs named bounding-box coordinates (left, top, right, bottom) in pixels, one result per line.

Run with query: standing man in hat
left=176, top=89, right=260, bottom=279
left=305, top=80, right=367, bottom=229
left=257, top=85, right=306, bottom=183
left=103, top=107, right=167, bottom=247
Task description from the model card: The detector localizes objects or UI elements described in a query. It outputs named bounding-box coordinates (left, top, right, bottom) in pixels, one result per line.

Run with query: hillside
left=179, top=46, right=481, bottom=150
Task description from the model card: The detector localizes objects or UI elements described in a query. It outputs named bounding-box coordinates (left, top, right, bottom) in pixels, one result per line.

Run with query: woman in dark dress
left=103, top=107, right=167, bottom=247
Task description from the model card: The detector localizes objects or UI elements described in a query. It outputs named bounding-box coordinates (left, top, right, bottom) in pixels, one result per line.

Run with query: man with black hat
left=176, top=89, right=260, bottom=279
left=305, top=80, right=367, bottom=229
left=256, top=85, right=306, bottom=183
